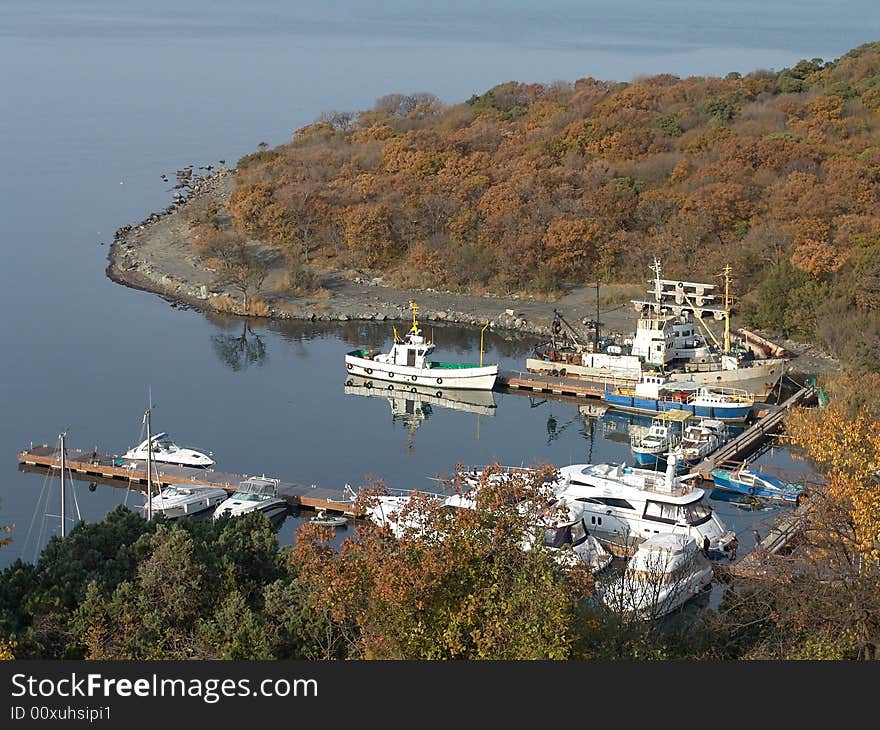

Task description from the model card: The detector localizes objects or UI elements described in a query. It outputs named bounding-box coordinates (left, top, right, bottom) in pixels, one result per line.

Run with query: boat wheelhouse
left=345, top=302, right=498, bottom=391
left=674, top=418, right=729, bottom=466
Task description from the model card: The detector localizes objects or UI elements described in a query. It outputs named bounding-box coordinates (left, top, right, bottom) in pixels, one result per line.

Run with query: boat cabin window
left=681, top=499, right=712, bottom=526
left=643, top=500, right=680, bottom=524
left=570, top=518, right=588, bottom=546
left=543, top=525, right=573, bottom=549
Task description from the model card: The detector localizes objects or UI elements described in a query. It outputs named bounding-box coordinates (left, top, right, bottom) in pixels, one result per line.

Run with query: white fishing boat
left=601, top=533, right=713, bottom=618
left=123, top=432, right=214, bottom=468
left=629, top=412, right=690, bottom=467
left=212, top=476, right=288, bottom=521
left=147, top=484, right=228, bottom=519
left=345, top=301, right=498, bottom=391
left=556, top=454, right=736, bottom=555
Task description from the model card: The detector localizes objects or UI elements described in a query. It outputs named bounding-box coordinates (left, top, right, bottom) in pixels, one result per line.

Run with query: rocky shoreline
left=105, top=167, right=842, bottom=375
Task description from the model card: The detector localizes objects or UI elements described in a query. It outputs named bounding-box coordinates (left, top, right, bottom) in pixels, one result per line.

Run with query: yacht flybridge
left=556, top=454, right=736, bottom=555
left=345, top=301, right=498, bottom=391
left=123, top=432, right=214, bottom=468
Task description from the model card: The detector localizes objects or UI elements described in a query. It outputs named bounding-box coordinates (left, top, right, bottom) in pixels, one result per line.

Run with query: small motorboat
left=123, top=432, right=214, bottom=468
left=630, top=418, right=681, bottom=467
left=309, top=509, right=348, bottom=528
left=673, top=418, right=729, bottom=466
left=147, top=484, right=228, bottom=519
left=710, top=466, right=803, bottom=503
left=213, top=476, right=288, bottom=521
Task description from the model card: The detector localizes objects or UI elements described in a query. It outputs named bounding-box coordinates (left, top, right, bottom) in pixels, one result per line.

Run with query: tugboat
left=345, top=301, right=498, bottom=390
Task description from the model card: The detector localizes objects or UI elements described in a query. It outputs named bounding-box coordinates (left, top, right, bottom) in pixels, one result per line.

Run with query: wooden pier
left=496, top=369, right=605, bottom=400
left=17, top=444, right=361, bottom=516
left=692, top=384, right=816, bottom=479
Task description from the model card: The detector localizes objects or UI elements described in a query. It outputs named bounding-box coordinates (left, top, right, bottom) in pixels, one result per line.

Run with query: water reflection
left=343, top=374, right=496, bottom=452
left=210, top=321, right=268, bottom=371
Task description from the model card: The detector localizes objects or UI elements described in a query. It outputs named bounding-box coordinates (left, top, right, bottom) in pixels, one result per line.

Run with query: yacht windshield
left=233, top=481, right=276, bottom=501
left=156, top=437, right=177, bottom=452
left=682, top=499, right=712, bottom=526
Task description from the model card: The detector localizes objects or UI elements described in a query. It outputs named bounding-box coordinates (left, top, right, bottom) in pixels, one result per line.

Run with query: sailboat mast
left=723, top=264, right=731, bottom=355
left=59, top=432, right=66, bottom=539
left=595, top=280, right=600, bottom=351
left=146, top=408, right=153, bottom=522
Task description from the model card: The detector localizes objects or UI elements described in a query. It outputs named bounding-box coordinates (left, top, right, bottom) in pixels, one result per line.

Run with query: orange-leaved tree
left=291, top=465, right=597, bottom=659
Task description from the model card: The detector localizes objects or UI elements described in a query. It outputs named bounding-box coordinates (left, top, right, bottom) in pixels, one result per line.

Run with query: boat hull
left=603, top=391, right=752, bottom=422
left=345, top=354, right=497, bottom=390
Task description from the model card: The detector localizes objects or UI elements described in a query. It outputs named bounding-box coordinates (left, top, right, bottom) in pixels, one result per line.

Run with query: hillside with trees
left=184, top=42, right=880, bottom=368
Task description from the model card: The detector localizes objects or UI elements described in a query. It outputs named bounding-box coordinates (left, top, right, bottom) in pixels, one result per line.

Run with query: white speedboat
left=123, top=432, right=214, bottom=468
left=212, top=476, right=288, bottom=521
left=556, top=455, right=736, bottom=555
left=345, top=302, right=498, bottom=391
left=147, top=484, right=228, bottom=519
left=601, top=533, right=713, bottom=618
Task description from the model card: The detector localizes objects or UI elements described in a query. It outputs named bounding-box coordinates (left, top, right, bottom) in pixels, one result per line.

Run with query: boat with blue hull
left=710, top=466, right=803, bottom=503
left=604, top=374, right=754, bottom=422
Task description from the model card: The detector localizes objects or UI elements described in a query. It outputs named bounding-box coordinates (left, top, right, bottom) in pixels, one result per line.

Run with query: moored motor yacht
left=345, top=301, right=498, bottom=391
left=556, top=454, right=736, bottom=555
left=530, top=498, right=613, bottom=574
left=212, top=476, right=288, bottom=522
left=600, top=533, right=714, bottom=618
left=123, top=432, right=214, bottom=468
left=672, top=418, right=729, bottom=466
left=147, top=484, right=228, bottom=519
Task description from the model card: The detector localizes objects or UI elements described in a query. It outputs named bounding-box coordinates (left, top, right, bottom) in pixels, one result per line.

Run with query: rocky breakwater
left=106, top=166, right=234, bottom=306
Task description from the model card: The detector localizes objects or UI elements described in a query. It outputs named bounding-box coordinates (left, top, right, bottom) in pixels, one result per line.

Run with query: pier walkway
left=692, top=384, right=816, bottom=479
left=17, top=444, right=360, bottom=516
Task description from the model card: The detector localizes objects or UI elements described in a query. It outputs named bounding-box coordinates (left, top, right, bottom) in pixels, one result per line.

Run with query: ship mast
left=723, top=264, right=731, bottom=355
left=650, top=257, right=663, bottom=314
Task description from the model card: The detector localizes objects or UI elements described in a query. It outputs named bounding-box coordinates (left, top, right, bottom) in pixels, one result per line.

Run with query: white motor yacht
left=212, top=476, right=288, bottom=521
left=673, top=418, right=729, bottom=466
left=601, top=533, right=713, bottom=618
left=147, top=484, right=228, bottom=519
left=123, top=432, right=214, bottom=468
left=556, top=454, right=736, bottom=555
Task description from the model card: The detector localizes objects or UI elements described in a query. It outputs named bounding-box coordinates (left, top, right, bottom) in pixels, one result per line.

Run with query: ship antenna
left=723, top=263, right=732, bottom=355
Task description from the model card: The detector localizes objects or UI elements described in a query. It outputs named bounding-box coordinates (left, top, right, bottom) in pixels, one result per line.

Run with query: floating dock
left=495, top=369, right=605, bottom=399
left=692, top=384, right=817, bottom=479
left=17, top=444, right=360, bottom=516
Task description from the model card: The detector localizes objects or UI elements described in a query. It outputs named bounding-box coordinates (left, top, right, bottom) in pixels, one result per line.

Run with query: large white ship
left=527, top=260, right=788, bottom=400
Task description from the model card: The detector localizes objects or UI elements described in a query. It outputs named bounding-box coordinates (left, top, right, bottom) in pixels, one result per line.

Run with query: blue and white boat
left=710, top=466, right=803, bottom=503
left=630, top=418, right=681, bottom=467
left=604, top=374, right=754, bottom=422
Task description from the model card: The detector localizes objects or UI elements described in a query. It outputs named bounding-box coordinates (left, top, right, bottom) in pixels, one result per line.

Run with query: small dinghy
left=309, top=509, right=348, bottom=528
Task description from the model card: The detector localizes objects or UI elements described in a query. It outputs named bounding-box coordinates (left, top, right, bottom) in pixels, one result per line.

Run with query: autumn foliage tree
left=291, top=466, right=597, bottom=659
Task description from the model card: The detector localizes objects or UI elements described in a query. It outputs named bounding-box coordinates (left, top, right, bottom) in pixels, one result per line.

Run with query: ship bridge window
left=682, top=499, right=712, bottom=526
left=595, top=497, right=635, bottom=510
left=643, top=500, right=679, bottom=524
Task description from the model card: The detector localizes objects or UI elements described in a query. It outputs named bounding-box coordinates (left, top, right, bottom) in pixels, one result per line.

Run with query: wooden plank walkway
left=692, top=385, right=816, bottom=479
left=17, top=444, right=361, bottom=516
left=496, top=369, right=605, bottom=400
left=725, top=503, right=809, bottom=579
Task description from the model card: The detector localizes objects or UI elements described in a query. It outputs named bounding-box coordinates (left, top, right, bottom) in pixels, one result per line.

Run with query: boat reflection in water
left=343, top=375, right=496, bottom=449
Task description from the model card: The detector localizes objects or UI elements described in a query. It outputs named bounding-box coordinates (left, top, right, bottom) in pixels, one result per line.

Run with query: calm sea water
left=0, top=1, right=870, bottom=567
